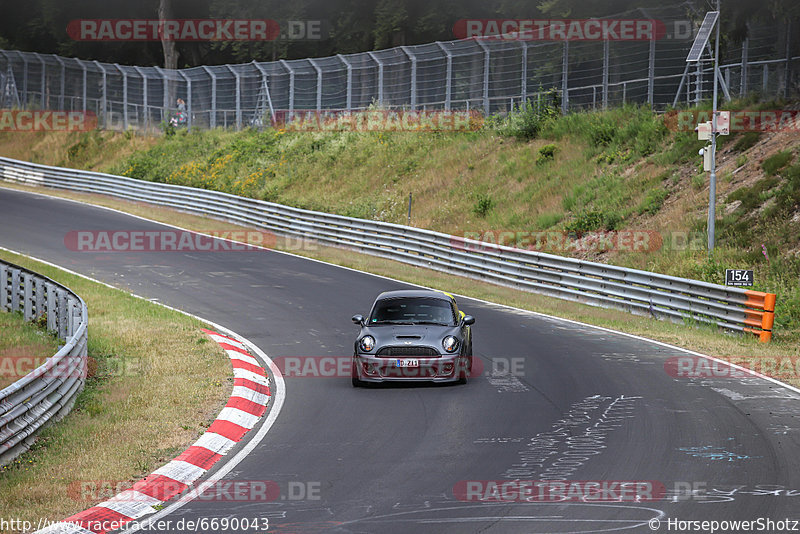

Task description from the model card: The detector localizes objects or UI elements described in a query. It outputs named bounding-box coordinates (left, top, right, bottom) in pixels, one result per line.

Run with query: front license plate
left=396, top=359, right=419, bottom=368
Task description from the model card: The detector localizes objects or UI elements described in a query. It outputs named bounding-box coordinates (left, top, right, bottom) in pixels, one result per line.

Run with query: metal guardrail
left=0, top=258, right=88, bottom=466
left=0, top=156, right=776, bottom=341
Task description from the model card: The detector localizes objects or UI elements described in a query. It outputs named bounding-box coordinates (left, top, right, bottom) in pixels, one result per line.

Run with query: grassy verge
left=2, top=182, right=797, bottom=392
left=0, top=248, right=231, bottom=529
left=0, top=310, right=62, bottom=391
left=6, top=99, right=794, bottom=338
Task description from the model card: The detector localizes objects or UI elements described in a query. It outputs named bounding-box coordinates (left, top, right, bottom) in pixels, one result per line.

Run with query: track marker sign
left=725, top=269, right=753, bottom=287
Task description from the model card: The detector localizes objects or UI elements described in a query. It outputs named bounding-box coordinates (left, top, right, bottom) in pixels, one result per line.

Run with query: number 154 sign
left=725, top=269, right=753, bottom=287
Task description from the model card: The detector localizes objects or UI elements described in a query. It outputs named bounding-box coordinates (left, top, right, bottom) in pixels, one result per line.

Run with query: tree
left=159, top=0, right=179, bottom=69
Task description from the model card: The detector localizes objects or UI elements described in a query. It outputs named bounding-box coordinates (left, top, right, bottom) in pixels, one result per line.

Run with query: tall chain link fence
left=0, top=3, right=796, bottom=133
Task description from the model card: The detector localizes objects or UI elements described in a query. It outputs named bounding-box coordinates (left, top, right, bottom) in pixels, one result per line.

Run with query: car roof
left=374, top=289, right=455, bottom=302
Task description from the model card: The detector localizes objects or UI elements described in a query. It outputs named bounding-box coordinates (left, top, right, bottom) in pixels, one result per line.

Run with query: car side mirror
left=352, top=314, right=364, bottom=325
left=462, top=315, right=475, bottom=326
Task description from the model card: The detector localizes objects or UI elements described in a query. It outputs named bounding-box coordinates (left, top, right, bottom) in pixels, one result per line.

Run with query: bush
left=637, top=188, right=669, bottom=216
left=565, top=210, right=622, bottom=232
left=536, top=144, right=557, bottom=165
left=732, top=131, right=761, bottom=152
left=473, top=193, right=495, bottom=217
left=762, top=151, right=793, bottom=176
left=492, top=93, right=559, bottom=141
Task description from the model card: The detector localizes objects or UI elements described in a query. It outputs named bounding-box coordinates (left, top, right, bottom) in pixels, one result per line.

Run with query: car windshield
left=369, top=297, right=455, bottom=326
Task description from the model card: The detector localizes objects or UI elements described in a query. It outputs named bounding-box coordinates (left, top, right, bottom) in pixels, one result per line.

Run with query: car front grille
left=376, top=346, right=440, bottom=358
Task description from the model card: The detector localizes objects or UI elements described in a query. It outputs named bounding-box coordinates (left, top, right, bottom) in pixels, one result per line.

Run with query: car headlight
left=443, top=335, right=459, bottom=353
left=359, top=335, right=376, bottom=352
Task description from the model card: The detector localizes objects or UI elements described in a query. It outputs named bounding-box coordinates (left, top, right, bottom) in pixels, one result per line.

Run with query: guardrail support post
left=23, top=273, right=33, bottom=320
left=47, top=283, right=57, bottom=332
left=0, top=264, right=8, bottom=311
left=34, top=277, right=44, bottom=319
left=10, top=268, right=20, bottom=311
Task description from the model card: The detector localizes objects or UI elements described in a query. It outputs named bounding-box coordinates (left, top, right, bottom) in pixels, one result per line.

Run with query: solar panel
left=686, top=11, right=719, bottom=62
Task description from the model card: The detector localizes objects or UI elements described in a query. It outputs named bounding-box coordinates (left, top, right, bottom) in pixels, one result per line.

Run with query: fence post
left=18, top=52, right=28, bottom=107
left=252, top=61, right=275, bottom=123
left=602, top=40, right=609, bottom=109
left=38, top=54, right=46, bottom=109
left=741, top=37, right=749, bottom=96
left=561, top=40, right=569, bottom=114
left=435, top=42, right=452, bottom=110
left=202, top=66, right=217, bottom=129
left=648, top=34, right=656, bottom=109
left=279, top=60, right=295, bottom=114
left=134, top=66, right=148, bottom=131
left=115, top=63, right=128, bottom=130
left=366, top=52, right=384, bottom=106
left=154, top=66, right=170, bottom=125
left=475, top=40, right=490, bottom=115
left=94, top=61, right=107, bottom=129
left=53, top=55, right=65, bottom=110
left=337, top=54, right=353, bottom=110
left=226, top=66, right=242, bottom=129
left=308, top=59, right=323, bottom=112
left=178, top=70, right=192, bottom=130
left=80, top=61, right=87, bottom=114
left=400, top=46, right=418, bottom=110
left=520, top=40, right=528, bottom=105
left=785, top=21, right=792, bottom=99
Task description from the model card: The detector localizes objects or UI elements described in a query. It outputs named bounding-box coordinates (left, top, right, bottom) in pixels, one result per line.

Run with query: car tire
left=351, top=357, right=364, bottom=387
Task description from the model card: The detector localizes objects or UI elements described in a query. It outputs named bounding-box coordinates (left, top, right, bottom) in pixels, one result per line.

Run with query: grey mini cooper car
left=351, top=289, right=475, bottom=386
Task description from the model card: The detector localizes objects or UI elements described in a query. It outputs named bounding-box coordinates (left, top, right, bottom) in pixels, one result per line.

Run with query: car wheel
left=351, top=357, right=364, bottom=387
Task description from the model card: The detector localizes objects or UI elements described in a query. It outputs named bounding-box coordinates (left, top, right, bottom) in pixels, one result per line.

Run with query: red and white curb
left=35, top=328, right=271, bottom=534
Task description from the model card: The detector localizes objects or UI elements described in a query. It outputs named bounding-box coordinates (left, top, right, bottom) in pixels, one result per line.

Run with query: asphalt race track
left=2, top=187, right=800, bottom=534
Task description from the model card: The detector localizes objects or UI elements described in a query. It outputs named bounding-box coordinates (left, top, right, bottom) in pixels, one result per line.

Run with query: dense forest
left=0, top=0, right=795, bottom=67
